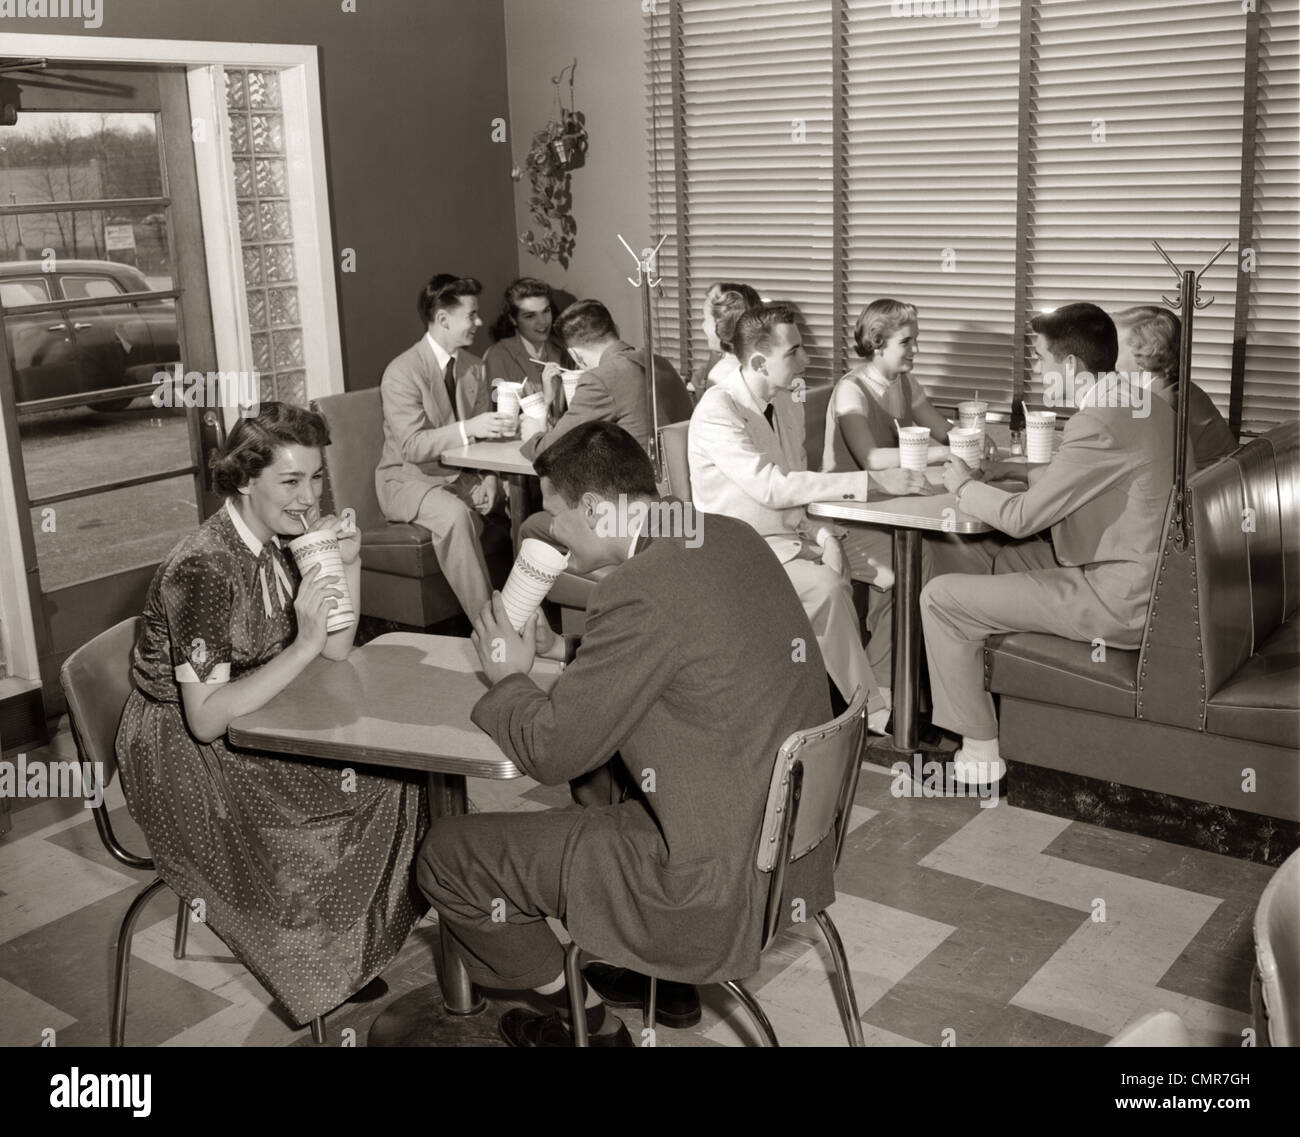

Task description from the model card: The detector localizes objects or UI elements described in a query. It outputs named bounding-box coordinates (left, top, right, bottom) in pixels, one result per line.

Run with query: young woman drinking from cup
left=115, top=402, right=427, bottom=1029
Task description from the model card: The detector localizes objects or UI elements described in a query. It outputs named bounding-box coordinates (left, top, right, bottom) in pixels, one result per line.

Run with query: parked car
left=0, top=259, right=179, bottom=412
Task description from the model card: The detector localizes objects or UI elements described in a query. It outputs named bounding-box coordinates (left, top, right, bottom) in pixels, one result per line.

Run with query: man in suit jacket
left=519, top=299, right=693, bottom=462
left=922, top=302, right=1175, bottom=785
left=688, top=302, right=926, bottom=729
left=375, top=274, right=511, bottom=618
left=418, top=422, right=835, bottom=1047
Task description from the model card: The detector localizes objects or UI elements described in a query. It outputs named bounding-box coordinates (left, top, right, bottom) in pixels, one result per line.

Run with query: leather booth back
left=803, top=382, right=833, bottom=472
left=314, top=389, right=386, bottom=533
left=1189, top=456, right=1254, bottom=696
left=1266, top=420, right=1300, bottom=619
left=1235, top=437, right=1285, bottom=649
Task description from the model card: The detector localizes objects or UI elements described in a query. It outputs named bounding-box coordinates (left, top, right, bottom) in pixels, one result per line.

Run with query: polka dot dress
left=115, top=504, right=428, bottom=1026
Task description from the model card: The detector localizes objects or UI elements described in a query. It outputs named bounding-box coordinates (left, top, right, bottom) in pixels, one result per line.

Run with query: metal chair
left=1252, top=846, right=1299, bottom=1047
left=565, top=685, right=870, bottom=1047
left=59, top=618, right=328, bottom=1046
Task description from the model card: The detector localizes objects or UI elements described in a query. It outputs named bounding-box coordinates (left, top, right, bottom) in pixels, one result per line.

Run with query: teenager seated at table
left=1113, top=304, right=1236, bottom=473
left=824, top=298, right=958, bottom=471
left=376, top=274, right=513, bottom=620
left=689, top=302, right=928, bottom=732
left=515, top=299, right=693, bottom=545
left=690, top=280, right=763, bottom=396
left=418, top=421, right=836, bottom=1046
left=482, top=277, right=573, bottom=423
left=116, top=403, right=428, bottom=1029
left=920, top=302, right=1174, bottom=788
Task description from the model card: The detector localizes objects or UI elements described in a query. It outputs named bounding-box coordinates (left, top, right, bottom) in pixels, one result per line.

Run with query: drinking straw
left=299, top=512, right=310, bottom=535
left=893, top=418, right=902, bottom=436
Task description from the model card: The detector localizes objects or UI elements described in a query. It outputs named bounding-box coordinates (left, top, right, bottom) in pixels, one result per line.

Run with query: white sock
left=960, top=736, right=1000, bottom=763
left=534, top=972, right=566, bottom=997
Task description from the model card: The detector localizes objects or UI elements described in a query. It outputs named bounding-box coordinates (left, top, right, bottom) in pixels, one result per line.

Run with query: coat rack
left=1151, top=238, right=1232, bottom=549
left=618, top=232, right=671, bottom=482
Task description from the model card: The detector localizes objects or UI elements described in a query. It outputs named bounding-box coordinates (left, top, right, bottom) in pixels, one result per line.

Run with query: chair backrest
left=756, top=685, right=869, bottom=948
left=1254, top=846, right=1300, bottom=1046
left=58, top=617, right=142, bottom=793
left=313, top=388, right=386, bottom=532
left=658, top=421, right=691, bottom=503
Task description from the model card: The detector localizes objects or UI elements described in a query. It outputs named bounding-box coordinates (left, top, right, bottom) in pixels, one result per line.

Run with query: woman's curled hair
left=211, top=402, right=332, bottom=496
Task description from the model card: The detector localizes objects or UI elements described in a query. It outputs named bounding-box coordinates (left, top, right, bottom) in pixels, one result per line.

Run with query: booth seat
left=313, top=389, right=511, bottom=629
left=984, top=421, right=1300, bottom=862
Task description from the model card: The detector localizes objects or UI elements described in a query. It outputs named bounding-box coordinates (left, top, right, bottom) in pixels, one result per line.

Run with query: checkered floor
left=0, top=717, right=1271, bottom=1047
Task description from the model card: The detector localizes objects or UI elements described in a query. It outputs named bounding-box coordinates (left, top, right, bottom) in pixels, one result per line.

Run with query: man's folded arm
left=692, top=404, right=866, bottom=509
left=470, top=582, right=678, bottom=785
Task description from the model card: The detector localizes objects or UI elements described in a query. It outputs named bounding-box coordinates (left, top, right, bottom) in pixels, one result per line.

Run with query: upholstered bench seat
left=985, top=632, right=1139, bottom=719
left=1206, top=620, right=1300, bottom=749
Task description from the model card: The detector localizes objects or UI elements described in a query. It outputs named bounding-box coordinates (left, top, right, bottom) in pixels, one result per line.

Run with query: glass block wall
left=225, top=67, right=307, bottom=407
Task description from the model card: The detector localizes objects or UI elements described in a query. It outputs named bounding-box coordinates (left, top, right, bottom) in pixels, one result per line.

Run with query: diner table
left=229, top=631, right=564, bottom=1045
left=810, top=465, right=1023, bottom=753
left=439, top=438, right=536, bottom=549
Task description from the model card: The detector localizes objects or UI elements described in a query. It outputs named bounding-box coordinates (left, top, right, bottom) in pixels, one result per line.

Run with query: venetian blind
left=844, top=0, right=1022, bottom=412
left=1243, top=0, right=1300, bottom=428
left=651, top=0, right=835, bottom=386
left=1026, top=0, right=1246, bottom=413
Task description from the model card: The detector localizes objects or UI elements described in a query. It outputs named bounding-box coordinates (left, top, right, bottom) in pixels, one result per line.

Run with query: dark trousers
left=418, top=808, right=582, bottom=990
left=417, top=761, right=633, bottom=990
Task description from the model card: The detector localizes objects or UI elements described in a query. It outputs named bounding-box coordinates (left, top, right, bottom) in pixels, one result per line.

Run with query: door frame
left=0, top=34, right=345, bottom=689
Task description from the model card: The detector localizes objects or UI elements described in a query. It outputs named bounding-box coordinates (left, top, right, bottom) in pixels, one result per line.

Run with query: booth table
left=809, top=468, right=996, bottom=752
left=439, top=439, right=536, bottom=549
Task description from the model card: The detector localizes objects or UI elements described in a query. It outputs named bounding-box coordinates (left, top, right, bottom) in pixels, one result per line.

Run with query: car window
left=62, top=275, right=126, bottom=300
left=0, top=278, right=53, bottom=308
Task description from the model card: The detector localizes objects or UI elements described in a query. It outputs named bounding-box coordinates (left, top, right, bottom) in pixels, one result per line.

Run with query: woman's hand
left=309, top=511, right=361, bottom=565
left=293, top=563, right=343, bottom=657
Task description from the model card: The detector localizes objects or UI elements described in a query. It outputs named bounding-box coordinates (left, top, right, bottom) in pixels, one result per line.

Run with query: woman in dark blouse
left=483, top=277, right=573, bottom=421
left=115, top=402, right=426, bottom=1027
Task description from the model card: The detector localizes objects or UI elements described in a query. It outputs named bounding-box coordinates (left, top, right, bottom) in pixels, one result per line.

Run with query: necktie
left=443, top=356, right=458, bottom=412
left=763, top=403, right=776, bottom=431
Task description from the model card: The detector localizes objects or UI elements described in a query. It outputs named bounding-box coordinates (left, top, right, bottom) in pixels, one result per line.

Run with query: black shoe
left=582, top=963, right=702, bottom=1029
left=346, top=977, right=388, bottom=1004
left=497, top=1008, right=634, bottom=1047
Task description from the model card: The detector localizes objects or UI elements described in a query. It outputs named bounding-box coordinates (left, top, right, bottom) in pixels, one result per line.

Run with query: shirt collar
left=425, top=331, right=454, bottom=374
left=722, top=366, right=770, bottom=417
left=225, top=499, right=280, bottom=558
left=627, top=511, right=646, bottom=559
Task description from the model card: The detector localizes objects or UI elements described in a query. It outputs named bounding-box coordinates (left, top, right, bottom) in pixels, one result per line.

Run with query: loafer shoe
left=497, top=1008, right=634, bottom=1048
left=582, top=963, right=702, bottom=1029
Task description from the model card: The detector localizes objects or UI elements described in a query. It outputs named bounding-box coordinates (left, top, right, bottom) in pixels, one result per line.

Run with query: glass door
left=0, top=64, right=223, bottom=711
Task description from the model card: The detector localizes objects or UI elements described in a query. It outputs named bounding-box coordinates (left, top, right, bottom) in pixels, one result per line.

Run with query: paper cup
left=1025, top=411, right=1057, bottom=462
left=957, top=400, right=988, bottom=432
left=560, top=369, right=583, bottom=406
left=494, top=381, right=523, bottom=423
left=949, top=426, right=983, bottom=471
left=500, top=538, right=570, bottom=633
left=287, top=530, right=355, bottom=633
left=519, top=390, right=548, bottom=427
left=898, top=425, right=931, bottom=471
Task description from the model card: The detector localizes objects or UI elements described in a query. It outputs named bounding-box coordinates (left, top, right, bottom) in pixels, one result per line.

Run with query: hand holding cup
left=293, top=563, right=344, bottom=656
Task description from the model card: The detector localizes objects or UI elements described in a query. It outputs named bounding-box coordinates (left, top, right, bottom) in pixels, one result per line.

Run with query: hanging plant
left=519, top=62, right=588, bottom=269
